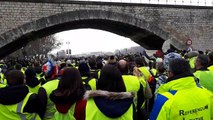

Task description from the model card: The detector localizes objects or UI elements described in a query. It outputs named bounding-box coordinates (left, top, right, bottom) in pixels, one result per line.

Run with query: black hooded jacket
left=0, top=85, right=46, bottom=118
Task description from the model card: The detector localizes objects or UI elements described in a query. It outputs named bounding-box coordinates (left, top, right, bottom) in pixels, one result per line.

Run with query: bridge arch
left=0, top=10, right=185, bottom=58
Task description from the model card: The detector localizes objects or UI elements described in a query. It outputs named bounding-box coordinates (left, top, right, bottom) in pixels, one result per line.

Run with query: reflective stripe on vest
left=98, top=71, right=101, bottom=79
left=0, top=92, right=40, bottom=120
left=0, top=73, right=5, bottom=87
left=152, top=77, right=213, bottom=120
left=17, top=93, right=39, bottom=120
left=21, top=67, right=26, bottom=74
left=0, top=73, right=4, bottom=83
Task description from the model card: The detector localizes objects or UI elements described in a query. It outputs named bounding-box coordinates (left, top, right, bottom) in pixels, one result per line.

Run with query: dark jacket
left=0, top=85, right=46, bottom=118
left=75, top=90, right=134, bottom=120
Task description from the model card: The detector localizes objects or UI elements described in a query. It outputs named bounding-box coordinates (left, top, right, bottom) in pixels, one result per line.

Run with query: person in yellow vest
left=78, top=62, right=97, bottom=90
left=117, top=59, right=152, bottom=120
left=96, top=60, right=104, bottom=79
left=148, top=60, right=157, bottom=77
left=207, top=51, right=213, bottom=71
left=33, top=61, right=46, bottom=85
left=0, top=61, right=7, bottom=85
left=88, top=57, right=99, bottom=79
left=150, top=58, right=213, bottom=120
left=135, top=57, right=156, bottom=113
left=194, top=54, right=213, bottom=92
left=25, top=67, right=41, bottom=93
left=0, top=70, right=46, bottom=120
left=0, top=63, right=8, bottom=87
left=14, top=63, right=22, bottom=71
left=38, top=59, right=60, bottom=120
left=39, top=79, right=59, bottom=120
left=50, top=67, right=86, bottom=120
left=14, top=62, right=26, bottom=74
left=0, top=72, right=6, bottom=87
left=135, top=57, right=151, bottom=81
left=75, top=65, right=135, bottom=120
left=184, top=51, right=199, bottom=72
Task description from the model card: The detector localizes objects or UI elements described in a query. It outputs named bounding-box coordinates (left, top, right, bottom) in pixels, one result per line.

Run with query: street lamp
left=66, top=41, right=71, bottom=55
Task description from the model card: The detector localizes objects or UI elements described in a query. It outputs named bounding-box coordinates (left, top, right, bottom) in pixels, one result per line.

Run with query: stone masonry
left=0, top=0, right=213, bottom=57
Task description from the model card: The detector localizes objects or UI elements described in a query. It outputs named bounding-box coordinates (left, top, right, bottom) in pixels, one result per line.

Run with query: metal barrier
left=78, top=0, right=213, bottom=6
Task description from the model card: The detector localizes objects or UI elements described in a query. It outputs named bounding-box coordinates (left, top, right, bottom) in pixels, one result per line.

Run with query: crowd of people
left=0, top=49, right=212, bottom=120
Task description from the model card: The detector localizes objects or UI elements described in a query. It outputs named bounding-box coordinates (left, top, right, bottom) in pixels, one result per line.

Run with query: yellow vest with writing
left=153, top=77, right=213, bottom=120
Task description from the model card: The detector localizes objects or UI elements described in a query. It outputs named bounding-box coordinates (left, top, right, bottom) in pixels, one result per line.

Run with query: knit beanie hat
left=25, top=67, right=36, bottom=78
left=163, top=52, right=181, bottom=71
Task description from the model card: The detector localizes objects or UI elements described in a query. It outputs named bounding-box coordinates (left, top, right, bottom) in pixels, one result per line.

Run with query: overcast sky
left=53, top=29, right=139, bottom=55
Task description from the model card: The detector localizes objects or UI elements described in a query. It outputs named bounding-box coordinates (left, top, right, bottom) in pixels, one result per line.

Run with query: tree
left=9, top=35, right=62, bottom=58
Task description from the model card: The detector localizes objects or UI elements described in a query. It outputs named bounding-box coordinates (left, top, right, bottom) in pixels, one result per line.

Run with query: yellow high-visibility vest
left=42, top=79, right=59, bottom=120
left=0, top=93, right=41, bottom=120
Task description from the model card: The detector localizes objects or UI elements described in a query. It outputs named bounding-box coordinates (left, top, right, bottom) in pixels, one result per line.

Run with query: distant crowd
left=0, top=48, right=212, bottom=120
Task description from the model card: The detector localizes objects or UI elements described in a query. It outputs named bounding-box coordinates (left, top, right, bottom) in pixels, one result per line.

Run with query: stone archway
left=0, top=10, right=185, bottom=58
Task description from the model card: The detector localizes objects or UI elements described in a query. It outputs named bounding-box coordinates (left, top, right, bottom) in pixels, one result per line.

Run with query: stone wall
left=0, top=0, right=213, bottom=51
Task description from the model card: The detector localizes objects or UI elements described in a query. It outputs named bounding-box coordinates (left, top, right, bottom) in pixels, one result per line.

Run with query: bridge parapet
left=0, top=0, right=212, bottom=56
left=1, top=0, right=213, bottom=6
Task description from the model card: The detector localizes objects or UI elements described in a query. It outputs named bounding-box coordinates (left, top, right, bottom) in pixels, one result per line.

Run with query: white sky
left=53, top=29, right=139, bottom=55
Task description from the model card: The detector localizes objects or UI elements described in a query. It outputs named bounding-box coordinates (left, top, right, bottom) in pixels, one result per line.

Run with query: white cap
left=156, top=58, right=163, bottom=63
left=66, top=60, right=71, bottom=65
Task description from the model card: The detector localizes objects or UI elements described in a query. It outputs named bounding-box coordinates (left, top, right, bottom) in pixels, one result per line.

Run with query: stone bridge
left=0, top=0, right=212, bottom=58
